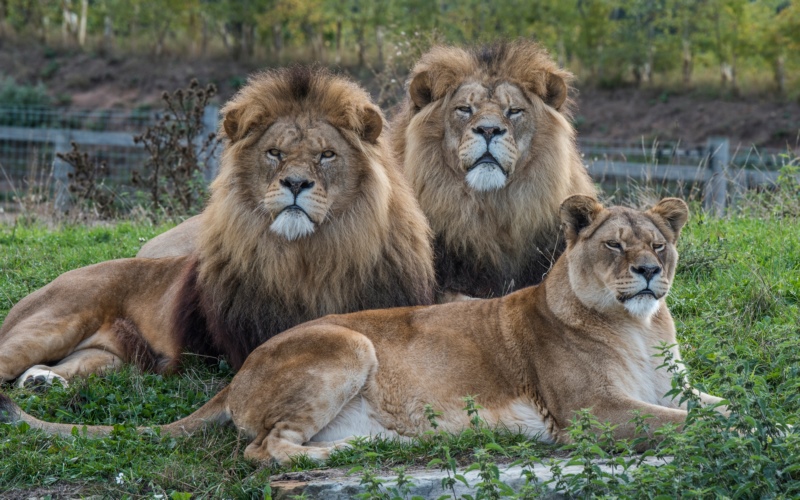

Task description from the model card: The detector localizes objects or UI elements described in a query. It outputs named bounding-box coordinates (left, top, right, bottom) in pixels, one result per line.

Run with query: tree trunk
left=101, top=15, right=113, bottom=55
left=774, top=54, right=785, bottom=96
left=375, top=25, right=384, bottom=68
left=0, top=0, right=7, bottom=40
left=272, top=23, right=283, bottom=60
left=78, top=0, right=87, bottom=47
left=355, top=24, right=365, bottom=68
left=682, top=38, right=692, bottom=87
left=201, top=16, right=208, bottom=56
left=229, top=21, right=243, bottom=61
left=335, top=18, right=342, bottom=64
left=557, top=37, right=566, bottom=68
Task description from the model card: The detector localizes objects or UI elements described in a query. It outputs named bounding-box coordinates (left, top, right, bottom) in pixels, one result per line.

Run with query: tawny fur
left=0, top=197, right=728, bottom=466
left=391, top=40, right=597, bottom=298
left=0, top=67, right=435, bottom=384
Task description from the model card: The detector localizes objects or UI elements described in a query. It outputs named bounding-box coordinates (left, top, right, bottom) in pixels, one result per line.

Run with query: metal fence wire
left=0, top=106, right=795, bottom=214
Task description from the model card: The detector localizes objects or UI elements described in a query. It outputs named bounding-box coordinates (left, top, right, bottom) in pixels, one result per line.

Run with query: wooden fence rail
left=0, top=107, right=796, bottom=215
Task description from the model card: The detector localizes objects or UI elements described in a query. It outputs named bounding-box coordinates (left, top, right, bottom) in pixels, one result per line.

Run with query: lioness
left=392, top=40, right=597, bottom=298
left=0, top=196, right=726, bottom=465
left=0, top=67, right=436, bottom=386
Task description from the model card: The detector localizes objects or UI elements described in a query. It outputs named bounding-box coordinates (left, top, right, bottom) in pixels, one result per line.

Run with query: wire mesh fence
left=0, top=106, right=795, bottom=216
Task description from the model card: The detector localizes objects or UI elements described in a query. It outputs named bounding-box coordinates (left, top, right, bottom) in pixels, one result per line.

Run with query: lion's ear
left=560, top=195, right=604, bottom=242
left=545, top=72, right=568, bottom=110
left=409, top=71, right=433, bottom=110
left=222, top=104, right=266, bottom=143
left=648, top=198, right=689, bottom=241
left=359, top=105, right=383, bottom=144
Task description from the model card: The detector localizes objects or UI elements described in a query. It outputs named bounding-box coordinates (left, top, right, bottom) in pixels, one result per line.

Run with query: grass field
left=0, top=205, right=798, bottom=498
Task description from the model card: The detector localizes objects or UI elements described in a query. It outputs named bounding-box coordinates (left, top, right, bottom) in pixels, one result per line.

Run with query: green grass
left=1, top=208, right=799, bottom=498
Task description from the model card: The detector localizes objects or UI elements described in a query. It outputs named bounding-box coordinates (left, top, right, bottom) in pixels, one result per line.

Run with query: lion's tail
left=0, top=387, right=231, bottom=438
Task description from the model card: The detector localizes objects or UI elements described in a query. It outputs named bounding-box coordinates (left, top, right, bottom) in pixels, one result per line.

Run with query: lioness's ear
left=649, top=198, right=689, bottom=240
left=359, top=105, right=383, bottom=144
left=560, top=195, right=604, bottom=242
left=409, top=71, right=433, bottom=110
left=544, top=72, right=568, bottom=110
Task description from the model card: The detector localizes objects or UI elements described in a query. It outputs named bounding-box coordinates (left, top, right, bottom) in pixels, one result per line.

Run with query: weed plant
left=1, top=190, right=799, bottom=497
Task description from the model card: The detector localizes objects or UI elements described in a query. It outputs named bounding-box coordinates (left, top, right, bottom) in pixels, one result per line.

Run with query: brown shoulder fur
left=175, top=67, right=436, bottom=369
left=391, top=40, right=596, bottom=298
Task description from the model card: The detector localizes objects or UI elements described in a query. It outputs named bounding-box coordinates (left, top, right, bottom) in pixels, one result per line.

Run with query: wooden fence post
left=52, top=131, right=71, bottom=212
left=704, top=137, right=729, bottom=216
left=202, top=104, right=220, bottom=182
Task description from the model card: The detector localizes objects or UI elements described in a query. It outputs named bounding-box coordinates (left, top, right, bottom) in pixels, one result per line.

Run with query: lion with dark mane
left=0, top=67, right=435, bottom=386
left=391, top=40, right=597, bottom=298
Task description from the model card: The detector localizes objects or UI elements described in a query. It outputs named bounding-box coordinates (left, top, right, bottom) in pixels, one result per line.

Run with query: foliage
left=131, top=79, right=220, bottom=221
left=2, top=1, right=799, bottom=92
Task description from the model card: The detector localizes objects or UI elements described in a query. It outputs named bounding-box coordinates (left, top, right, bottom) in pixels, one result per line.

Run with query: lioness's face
left=445, top=82, right=533, bottom=192
left=562, top=198, right=686, bottom=320
left=242, top=116, right=368, bottom=241
left=587, top=214, right=676, bottom=318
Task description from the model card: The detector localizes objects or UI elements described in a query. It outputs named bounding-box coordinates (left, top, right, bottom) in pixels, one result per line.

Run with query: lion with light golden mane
left=391, top=40, right=597, bottom=298
left=0, top=67, right=435, bottom=386
left=0, top=196, right=728, bottom=465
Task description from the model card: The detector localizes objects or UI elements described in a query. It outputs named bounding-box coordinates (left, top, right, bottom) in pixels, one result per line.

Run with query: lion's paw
left=17, top=366, right=69, bottom=390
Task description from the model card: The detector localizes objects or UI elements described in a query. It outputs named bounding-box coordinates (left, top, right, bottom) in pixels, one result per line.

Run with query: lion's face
left=228, top=115, right=379, bottom=242
left=560, top=196, right=689, bottom=320
left=444, top=82, right=534, bottom=192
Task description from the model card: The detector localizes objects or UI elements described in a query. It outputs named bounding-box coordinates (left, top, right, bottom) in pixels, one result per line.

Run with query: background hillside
left=1, top=0, right=799, bottom=150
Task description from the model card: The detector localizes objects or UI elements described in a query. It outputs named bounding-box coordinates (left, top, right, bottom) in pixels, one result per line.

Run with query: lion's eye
left=507, top=107, right=524, bottom=117
left=456, top=105, right=472, bottom=114
left=653, top=243, right=666, bottom=252
left=267, top=149, right=282, bottom=159
left=605, top=241, right=622, bottom=251
left=320, top=150, right=336, bottom=160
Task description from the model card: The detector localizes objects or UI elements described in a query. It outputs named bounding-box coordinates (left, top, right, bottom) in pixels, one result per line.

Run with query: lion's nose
left=473, top=125, right=506, bottom=142
left=280, top=176, right=315, bottom=197
left=631, top=265, right=661, bottom=282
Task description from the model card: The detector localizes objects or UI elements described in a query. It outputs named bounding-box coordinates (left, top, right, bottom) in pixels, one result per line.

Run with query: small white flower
left=115, top=472, right=125, bottom=485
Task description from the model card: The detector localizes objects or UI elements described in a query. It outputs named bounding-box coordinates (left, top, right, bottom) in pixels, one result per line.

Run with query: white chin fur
left=465, top=164, right=507, bottom=191
left=623, top=295, right=660, bottom=319
left=270, top=210, right=316, bottom=241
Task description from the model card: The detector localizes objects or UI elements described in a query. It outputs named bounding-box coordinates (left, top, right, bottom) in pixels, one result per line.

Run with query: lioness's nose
left=631, top=265, right=661, bottom=282
left=473, top=125, right=506, bottom=141
left=280, top=176, right=315, bottom=196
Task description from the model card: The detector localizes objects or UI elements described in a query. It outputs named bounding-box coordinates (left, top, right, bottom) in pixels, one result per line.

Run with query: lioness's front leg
left=576, top=397, right=689, bottom=447
left=227, top=325, right=379, bottom=465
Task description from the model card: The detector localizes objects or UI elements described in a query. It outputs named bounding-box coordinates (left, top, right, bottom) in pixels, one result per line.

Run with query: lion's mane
left=176, top=67, right=436, bottom=369
left=391, top=40, right=596, bottom=298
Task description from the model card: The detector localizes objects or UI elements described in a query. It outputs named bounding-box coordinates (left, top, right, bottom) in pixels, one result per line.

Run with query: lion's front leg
left=17, top=348, right=124, bottom=389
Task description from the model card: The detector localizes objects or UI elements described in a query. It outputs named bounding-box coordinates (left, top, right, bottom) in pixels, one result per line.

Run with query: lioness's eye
left=267, top=149, right=282, bottom=159
left=653, top=243, right=666, bottom=252
left=605, top=241, right=622, bottom=250
left=456, top=105, right=472, bottom=114
left=507, top=108, right=524, bottom=117
left=321, top=150, right=336, bottom=160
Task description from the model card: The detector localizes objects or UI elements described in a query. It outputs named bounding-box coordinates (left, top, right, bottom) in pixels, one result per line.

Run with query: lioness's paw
left=17, top=366, right=69, bottom=390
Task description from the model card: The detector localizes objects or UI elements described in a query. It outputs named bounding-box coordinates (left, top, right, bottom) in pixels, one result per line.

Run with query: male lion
left=141, top=41, right=597, bottom=301
left=0, top=67, right=435, bottom=386
left=0, top=196, right=727, bottom=465
left=392, top=40, right=597, bottom=298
